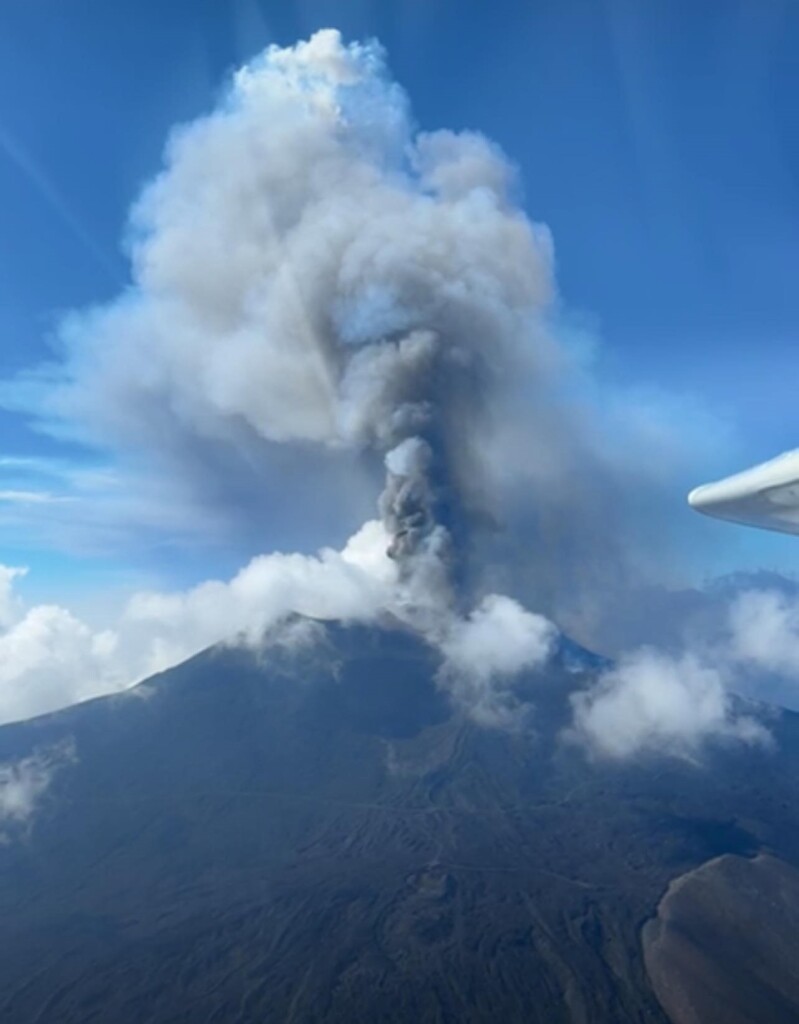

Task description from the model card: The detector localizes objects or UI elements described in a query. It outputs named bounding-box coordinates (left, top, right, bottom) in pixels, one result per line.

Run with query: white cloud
left=564, top=585, right=799, bottom=761
left=0, top=553, right=783, bottom=764
left=123, top=518, right=398, bottom=678
left=568, top=648, right=769, bottom=760
left=727, top=589, right=799, bottom=678
left=0, top=521, right=397, bottom=724
left=0, top=490, right=71, bottom=505
left=0, top=603, right=123, bottom=725
left=0, top=528, right=563, bottom=733
left=438, top=594, right=556, bottom=727
left=0, top=740, right=75, bottom=832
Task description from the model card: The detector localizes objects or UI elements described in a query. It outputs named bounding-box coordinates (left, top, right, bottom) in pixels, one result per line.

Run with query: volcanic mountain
left=1, top=619, right=798, bottom=1023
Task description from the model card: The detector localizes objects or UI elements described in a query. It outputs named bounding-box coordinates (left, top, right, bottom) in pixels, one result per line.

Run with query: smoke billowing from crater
left=1, top=30, right=769, bottom=756
left=28, top=29, right=560, bottom=615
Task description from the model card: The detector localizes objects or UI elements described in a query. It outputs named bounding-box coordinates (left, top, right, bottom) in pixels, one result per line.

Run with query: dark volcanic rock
left=0, top=620, right=798, bottom=1023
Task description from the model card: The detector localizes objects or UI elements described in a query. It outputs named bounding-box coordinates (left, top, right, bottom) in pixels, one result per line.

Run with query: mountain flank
left=0, top=620, right=798, bottom=1022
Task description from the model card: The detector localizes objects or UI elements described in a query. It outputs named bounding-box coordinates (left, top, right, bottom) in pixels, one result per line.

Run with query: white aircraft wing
left=688, top=449, right=799, bottom=536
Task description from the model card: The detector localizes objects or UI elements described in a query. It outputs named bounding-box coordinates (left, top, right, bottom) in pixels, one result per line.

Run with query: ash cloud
left=12, top=28, right=707, bottom=626
left=29, top=29, right=558, bottom=609
left=0, top=30, right=773, bottom=755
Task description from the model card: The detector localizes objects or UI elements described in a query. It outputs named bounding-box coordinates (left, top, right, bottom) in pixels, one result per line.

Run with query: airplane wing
left=688, top=449, right=799, bottom=536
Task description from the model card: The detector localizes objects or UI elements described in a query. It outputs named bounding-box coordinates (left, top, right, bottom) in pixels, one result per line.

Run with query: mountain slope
left=1, top=620, right=798, bottom=1023
left=644, top=853, right=799, bottom=1024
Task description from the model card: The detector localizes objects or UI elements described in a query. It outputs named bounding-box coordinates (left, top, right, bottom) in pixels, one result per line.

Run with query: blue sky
left=1, top=0, right=799, bottom=600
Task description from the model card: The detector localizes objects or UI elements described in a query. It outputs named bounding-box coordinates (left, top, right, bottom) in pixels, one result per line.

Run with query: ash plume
left=11, top=28, right=709, bottom=630
left=23, top=29, right=556, bottom=617
left=0, top=29, right=762, bottom=756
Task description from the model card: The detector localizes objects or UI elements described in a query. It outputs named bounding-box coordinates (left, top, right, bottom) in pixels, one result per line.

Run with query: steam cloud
left=0, top=31, right=777, bottom=757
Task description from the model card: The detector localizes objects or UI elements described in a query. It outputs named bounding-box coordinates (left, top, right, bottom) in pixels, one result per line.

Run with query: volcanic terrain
left=0, top=620, right=797, bottom=1023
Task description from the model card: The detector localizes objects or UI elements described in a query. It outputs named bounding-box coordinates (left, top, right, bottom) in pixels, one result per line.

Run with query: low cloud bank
left=0, top=527, right=555, bottom=730
left=569, top=649, right=770, bottom=760
left=0, top=545, right=793, bottom=764
left=568, top=582, right=799, bottom=760
left=0, top=523, right=393, bottom=724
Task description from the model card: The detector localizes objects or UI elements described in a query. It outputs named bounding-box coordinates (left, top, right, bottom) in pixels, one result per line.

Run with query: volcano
left=1, top=620, right=799, bottom=1023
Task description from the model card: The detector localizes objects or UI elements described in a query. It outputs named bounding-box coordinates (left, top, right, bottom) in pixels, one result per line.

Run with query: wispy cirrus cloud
left=0, top=452, right=231, bottom=560
left=0, top=124, right=121, bottom=283
left=0, top=489, right=73, bottom=505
